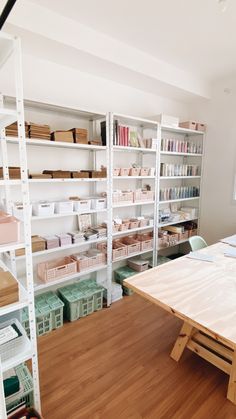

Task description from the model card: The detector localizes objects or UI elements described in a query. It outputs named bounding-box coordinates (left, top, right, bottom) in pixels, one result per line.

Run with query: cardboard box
left=43, top=170, right=71, bottom=178
left=15, top=235, right=46, bottom=256
left=179, top=121, right=197, bottom=130
left=0, top=167, right=21, bottom=179
left=70, top=128, right=88, bottom=144
left=51, top=131, right=74, bottom=143
left=71, top=171, right=89, bottom=178
left=0, top=270, right=19, bottom=307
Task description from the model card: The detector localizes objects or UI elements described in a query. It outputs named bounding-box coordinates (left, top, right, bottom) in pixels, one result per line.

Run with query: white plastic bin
left=54, top=201, right=74, bottom=214
left=90, top=197, right=107, bottom=210
left=32, top=201, right=55, bottom=216
left=73, top=199, right=91, bottom=213
left=12, top=202, right=32, bottom=221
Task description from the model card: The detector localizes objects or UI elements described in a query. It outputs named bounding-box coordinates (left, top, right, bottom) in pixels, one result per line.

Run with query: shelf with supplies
left=161, top=125, right=204, bottom=135
left=6, top=136, right=106, bottom=151
left=113, top=145, right=156, bottom=153
left=112, top=248, right=153, bottom=263
left=160, top=197, right=200, bottom=204
left=158, top=217, right=198, bottom=228
left=160, top=151, right=202, bottom=157
left=33, top=264, right=108, bottom=292
left=14, top=237, right=107, bottom=260
left=160, top=176, right=201, bottom=180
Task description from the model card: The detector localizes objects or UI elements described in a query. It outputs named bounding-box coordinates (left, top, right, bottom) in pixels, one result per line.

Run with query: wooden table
left=124, top=241, right=236, bottom=404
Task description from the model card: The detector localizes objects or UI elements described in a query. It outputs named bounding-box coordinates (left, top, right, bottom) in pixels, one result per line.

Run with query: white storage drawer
left=90, top=197, right=107, bottom=210
left=54, top=201, right=74, bottom=214
left=32, top=201, right=55, bottom=216
left=73, top=199, right=91, bottom=213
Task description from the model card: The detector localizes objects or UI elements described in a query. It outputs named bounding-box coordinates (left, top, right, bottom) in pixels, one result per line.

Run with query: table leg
left=171, top=322, right=194, bottom=362
left=227, top=349, right=236, bottom=404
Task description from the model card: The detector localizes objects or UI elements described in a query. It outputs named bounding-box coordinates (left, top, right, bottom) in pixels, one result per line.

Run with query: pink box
left=56, top=233, right=72, bottom=247
left=179, top=121, right=197, bottom=130
left=0, top=211, right=20, bottom=245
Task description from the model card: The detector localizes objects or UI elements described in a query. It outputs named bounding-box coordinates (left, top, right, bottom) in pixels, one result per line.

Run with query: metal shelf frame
left=0, top=33, right=41, bottom=418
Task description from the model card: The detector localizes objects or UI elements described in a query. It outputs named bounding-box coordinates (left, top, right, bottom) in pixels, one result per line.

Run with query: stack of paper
left=186, top=251, right=215, bottom=262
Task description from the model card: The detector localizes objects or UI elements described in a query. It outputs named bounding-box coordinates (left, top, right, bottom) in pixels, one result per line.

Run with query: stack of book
left=6, top=121, right=30, bottom=138
left=29, top=123, right=51, bottom=140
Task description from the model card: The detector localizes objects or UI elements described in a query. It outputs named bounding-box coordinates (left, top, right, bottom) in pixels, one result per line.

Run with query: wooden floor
left=38, top=294, right=236, bottom=419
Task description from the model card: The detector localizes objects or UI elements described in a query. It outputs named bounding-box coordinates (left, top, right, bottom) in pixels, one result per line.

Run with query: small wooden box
left=0, top=270, right=19, bottom=306
left=179, top=121, right=197, bottom=130
left=51, top=131, right=74, bottom=143
left=43, top=170, right=71, bottom=178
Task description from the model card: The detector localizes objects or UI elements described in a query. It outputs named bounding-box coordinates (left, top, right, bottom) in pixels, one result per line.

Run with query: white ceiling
left=29, top=0, right=236, bottom=82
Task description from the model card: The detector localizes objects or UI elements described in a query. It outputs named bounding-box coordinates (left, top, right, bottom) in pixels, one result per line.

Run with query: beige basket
left=129, top=219, right=140, bottom=229
left=113, top=191, right=133, bottom=205
left=119, top=221, right=130, bottom=231
left=140, top=168, right=150, bottom=176
left=139, top=219, right=149, bottom=227
left=178, top=231, right=189, bottom=241
left=121, top=237, right=141, bottom=255
left=120, top=168, right=130, bottom=176
left=130, top=167, right=141, bottom=176
left=113, top=168, right=120, bottom=176
left=188, top=229, right=198, bottom=238
left=158, top=235, right=169, bottom=249
left=168, top=232, right=179, bottom=246
left=112, top=223, right=120, bottom=233
left=112, top=241, right=128, bottom=261
left=136, top=233, right=153, bottom=251
left=37, top=256, right=77, bottom=283
left=134, top=190, right=154, bottom=202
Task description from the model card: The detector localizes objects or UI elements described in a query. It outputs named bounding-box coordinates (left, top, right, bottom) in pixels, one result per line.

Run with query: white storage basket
left=73, top=199, right=91, bottom=213
left=55, top=201, right=74, bottom=214
left=90, top=197, right=107, bottom=210
left=0, top=318, right=30, bottom=364
left=32, top=201, right=55, bottom=216
left=12, top=202, right=32, bottom=221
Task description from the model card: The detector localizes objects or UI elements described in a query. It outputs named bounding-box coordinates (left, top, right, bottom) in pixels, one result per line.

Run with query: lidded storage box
left=0, top=211, right=20, bottom=245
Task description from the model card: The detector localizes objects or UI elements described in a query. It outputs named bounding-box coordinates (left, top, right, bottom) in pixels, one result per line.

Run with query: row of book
left=100, top=121, right=157, bottom=149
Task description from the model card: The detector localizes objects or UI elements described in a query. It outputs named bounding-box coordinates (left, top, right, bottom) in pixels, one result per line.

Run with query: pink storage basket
left=112, top=223, right=120, bottom=233
left=112, top=241, right=128, bottom=260
left=121, top=236, right=141, bottom=255
left=113, top=168, right=120, bottom=176
left=119, top=221, right=130, bottom=231
left=134, top=190, right=154, bottom=202
left=37, top=256, right=77, bottom=283
left=130, top=167, right=141, bottom=176
left=139, top=219, right=149, bottom=227
left=0, top=211, right=20, bottom=245
left=129, top=219, right=140, bottom=230
left=136, top=233, right=153, bottom=251
left=120, top=168, right=130, bottom=176
left=113, top=191, right=133, bottom=205
left=140, top=168, right=150, bottom=176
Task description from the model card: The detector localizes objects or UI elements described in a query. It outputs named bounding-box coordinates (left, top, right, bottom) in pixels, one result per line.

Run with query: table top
left=124, top=241, right=236, bottom=347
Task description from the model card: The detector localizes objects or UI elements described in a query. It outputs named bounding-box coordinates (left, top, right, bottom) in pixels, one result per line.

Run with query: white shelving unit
left=158, top=124, right=204, bottom=257
left=109, top=112, right=160, bottom=272
left=0, top=32, right=40, bottom=418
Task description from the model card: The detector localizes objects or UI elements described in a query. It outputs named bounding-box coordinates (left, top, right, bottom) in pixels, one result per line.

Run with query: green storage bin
left=39, top=291, right=64, bottom=329
left=114, top=266, right=136, bottom=296
left=5, top=364, right=34, bottom=413
left=22, top=291, right=64, bottom=337
left=59, top=284, right=95, bottom=321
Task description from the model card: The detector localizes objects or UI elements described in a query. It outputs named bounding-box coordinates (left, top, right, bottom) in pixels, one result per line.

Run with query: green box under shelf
left=114, top=266, right=136, bottom=296
left=22, top=291, right=64, bottom=337
left=58, top=280, right=104, bottom=322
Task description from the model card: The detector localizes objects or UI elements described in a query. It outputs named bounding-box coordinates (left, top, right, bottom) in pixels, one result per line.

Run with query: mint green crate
left=79, top=279, right=104, bottom=311
left=35, top=303, right=52, bottom=336
left=5, top=364, right=34, bottom=413
left=114, top=266, right=136, bottom=296
left=58, top=284, right=95, bottom=321
left=39, top=291, right=64, bottom=329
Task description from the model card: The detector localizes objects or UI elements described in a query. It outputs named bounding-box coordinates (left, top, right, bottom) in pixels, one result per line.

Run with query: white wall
left=190, top=79, right=236, bottom=244
left=0, top=53, right=190, bottom=120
